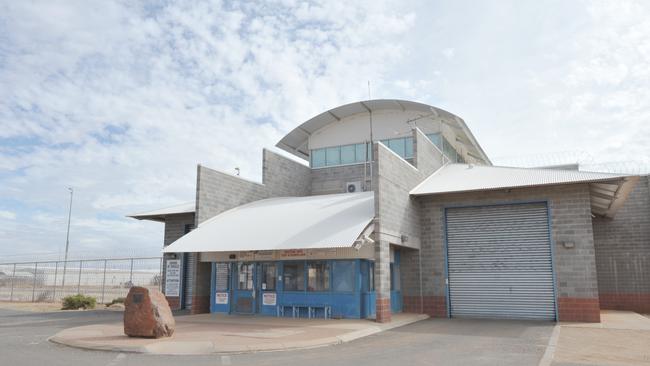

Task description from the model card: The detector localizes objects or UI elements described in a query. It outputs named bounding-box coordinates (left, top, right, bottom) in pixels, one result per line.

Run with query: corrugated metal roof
left=410, top=164, right=639, bottom=218
left=163, top=192, right=374, bottom=253
left=411, top=164, right=631, bottom=195
left=128, top=202, right=195, bottom=221
left=276, top=99, right=491, bottom=164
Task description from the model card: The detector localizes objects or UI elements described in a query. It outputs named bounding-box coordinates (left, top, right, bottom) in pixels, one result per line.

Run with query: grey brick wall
left=161, top=213, right=194, bottom=304
left=195, top=164, right=270, bottom=225
left=592, top=176, right=650, bottom=307
left=263, top=149, right=311, bottom=197
left=310, top=163, right=370, bottom=195
left=163, top=213, right=195, bottom=246
left=373, top=129, right=444, bottom=310
left=413, top=128, right=443, bottom=177
left=416, top=184, right=599, bottom=300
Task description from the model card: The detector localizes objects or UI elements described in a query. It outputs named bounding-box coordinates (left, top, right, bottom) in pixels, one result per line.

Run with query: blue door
left=390, top=250, right=402, bottom=313
left=257, top=262, right=277, bottom=315
left=233, top=262, right=256, bottom=314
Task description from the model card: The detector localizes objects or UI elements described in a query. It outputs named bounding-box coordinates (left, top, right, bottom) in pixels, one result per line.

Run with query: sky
left=1, top=0, right=649, bottom=261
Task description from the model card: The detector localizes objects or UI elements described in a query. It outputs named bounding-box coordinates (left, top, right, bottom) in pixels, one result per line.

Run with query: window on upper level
left=311, top=142, right=371, bottom=168
left=309, top=133, right=466, bottom=168
left=426, top=133, right=464, bottom=163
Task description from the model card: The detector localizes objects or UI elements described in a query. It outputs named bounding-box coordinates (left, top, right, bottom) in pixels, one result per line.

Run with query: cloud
left=2, top=0, right=649, bottom=261
left=0, top=210, right=16, bottom=220
left=0, top=0, right=415, bottom=259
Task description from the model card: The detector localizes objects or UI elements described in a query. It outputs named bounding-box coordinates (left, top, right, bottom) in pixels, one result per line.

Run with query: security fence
left=0, top=257, right=162, bottom=304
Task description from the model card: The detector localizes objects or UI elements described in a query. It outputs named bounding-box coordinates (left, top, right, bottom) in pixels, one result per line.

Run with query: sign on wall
left=215, top=292, right=229, bottom=304
left=262, top=292, right=277, bottom=306
left=165, top=259, right=181, bottom=297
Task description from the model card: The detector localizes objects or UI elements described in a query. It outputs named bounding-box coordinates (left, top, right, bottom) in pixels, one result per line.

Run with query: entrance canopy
left=163, top=192, right=375, bottom=253
left=410, top=164, right=639, bottom=218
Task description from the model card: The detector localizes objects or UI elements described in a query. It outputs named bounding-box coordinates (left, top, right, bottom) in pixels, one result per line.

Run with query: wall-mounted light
left=562, top=241, right=575, bottom=249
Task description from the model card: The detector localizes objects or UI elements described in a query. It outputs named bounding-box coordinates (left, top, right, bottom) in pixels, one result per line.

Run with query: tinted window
left=283, top=262, right=305, bottom=291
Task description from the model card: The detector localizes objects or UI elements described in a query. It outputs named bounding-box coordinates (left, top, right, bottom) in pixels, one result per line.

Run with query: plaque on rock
left=123, top=286, right=175, bottom=338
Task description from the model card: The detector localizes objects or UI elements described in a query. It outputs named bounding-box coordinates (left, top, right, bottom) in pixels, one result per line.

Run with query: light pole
left=61, top=187, right=73, bottom=290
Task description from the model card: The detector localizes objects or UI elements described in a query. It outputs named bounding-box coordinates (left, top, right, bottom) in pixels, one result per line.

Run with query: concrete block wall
left=310, top=163, right=370, bottom=195
left=262, top=149, right=311, bottom=197
left=195, top=165, right=270, bottom=224
left=592, top=175, right=650, bottom=313
left=372, top=129, right=444, bottom=321
left=184, top=156, right=312, bottom=314
left=161, top=213, right=194, bottom=310
left=412, top=128, right=444, bottom=177
left=417, top=184, right=601, bottom=322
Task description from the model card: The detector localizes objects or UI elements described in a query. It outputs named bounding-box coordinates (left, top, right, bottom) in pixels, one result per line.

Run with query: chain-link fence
left=0, top=257, right=162, bottom=304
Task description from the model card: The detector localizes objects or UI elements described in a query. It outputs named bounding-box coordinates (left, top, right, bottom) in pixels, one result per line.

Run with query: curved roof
left=163, top=192, right=374, bottom=253
left=276, top=99, right=490, bottom=163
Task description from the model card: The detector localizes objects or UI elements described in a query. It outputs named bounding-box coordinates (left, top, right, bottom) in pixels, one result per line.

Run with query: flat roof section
left=163, top=192, right=375, bottom=253
left=128, top=202, right=195, bottom=222
left=411, top=164, right=639, bottom=218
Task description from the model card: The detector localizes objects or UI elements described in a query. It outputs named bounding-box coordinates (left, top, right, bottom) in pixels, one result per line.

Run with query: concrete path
left=50, top=313, right=428, bottom=354
left=552, top=311, right=650, bottom=366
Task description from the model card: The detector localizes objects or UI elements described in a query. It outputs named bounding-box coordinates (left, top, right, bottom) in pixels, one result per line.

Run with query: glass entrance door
left=233, top=262, right=256, bottom=314
left=257, top=263, right=277, bottom=313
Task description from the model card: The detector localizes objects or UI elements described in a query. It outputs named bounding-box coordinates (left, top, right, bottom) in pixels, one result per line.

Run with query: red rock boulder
left=123, top=287, right=175, bottom=338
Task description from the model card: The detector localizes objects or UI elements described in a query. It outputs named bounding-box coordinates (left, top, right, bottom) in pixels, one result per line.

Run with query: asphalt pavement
left=0, top=308, right=555, bottom=366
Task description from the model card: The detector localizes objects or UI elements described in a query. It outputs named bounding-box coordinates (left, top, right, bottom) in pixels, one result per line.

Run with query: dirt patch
left=0, top=301, right=64, bottom=312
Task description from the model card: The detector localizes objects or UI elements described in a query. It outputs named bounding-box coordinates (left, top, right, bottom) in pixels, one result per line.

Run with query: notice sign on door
left=215, top=292, right=229, bottom=304
left=262, top=292, right=276, bottom=306
left=165, top=259, right=181, bottom=297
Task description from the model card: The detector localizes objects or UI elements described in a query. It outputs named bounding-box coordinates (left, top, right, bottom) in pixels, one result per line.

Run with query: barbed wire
left=493, top=150, right=650, bottom=175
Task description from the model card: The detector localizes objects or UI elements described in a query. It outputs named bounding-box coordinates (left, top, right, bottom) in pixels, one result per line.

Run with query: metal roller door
left=445, top=203, right=556, bottom=320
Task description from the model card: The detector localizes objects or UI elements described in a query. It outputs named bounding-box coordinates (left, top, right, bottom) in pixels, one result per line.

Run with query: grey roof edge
left=127, top=202, right=196, bottom=221
left=409, top=175, right=635, bottom=197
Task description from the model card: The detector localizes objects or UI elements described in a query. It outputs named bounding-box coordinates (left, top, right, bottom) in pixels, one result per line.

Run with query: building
left=130, top=99, right=649, bottom=323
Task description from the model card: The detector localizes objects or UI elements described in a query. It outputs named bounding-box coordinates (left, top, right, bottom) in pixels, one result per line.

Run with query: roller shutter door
left=183, top=253, right=195, bottom=309
left=446, top=203, right=556, bottom=320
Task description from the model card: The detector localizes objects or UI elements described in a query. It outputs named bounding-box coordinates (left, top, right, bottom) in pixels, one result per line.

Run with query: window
left=332, top=261, right=355, bottom=292
left=340, top=144, right=356, bottom=164
left=215, top=263, right=229, bottom=291
left=307, top=261, right=330, bottom=291
left=355, top=143, right=367, bottom=163
left=427, top=133, right=442, bottom=149
left=311, top=142, right=371, bottom=168
left=184, top=224, right=194, bottom=234
left=325, top=146, right=340, bottom=166
left=405, top=137, right=413, bottom=158
left=237, top=263, right=254, bottom=290
left=260, top=263, right=276, bottom=291
left=380, top=137, right=413, bottom=159
left=283, top=262, right=305, bottom=291
left=311, top=148, right=326, bottom=168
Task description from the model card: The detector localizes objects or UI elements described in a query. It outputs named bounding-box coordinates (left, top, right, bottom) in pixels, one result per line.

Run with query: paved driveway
left=0, top=308, right=555, bottom=366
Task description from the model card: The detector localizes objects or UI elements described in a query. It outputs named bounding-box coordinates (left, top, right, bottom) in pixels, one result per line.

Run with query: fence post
left=101, top=259, right=107, bottom=304
left=129, top=258, right=134, bottom=284
left=77, top=260, right=83, bottom=294
left=9, top=263, right=16, bottom=302
left=52, top=261, right=59, bottom=302
left=32, top=262, right=38, bottom=302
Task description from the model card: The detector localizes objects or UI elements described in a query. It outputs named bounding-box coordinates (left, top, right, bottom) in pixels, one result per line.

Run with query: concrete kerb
left=49, top=314, right=429, bottom=355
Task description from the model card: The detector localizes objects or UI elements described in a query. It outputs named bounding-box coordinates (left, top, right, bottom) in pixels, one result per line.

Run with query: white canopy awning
left=163, top=192, right=375, bottom=253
